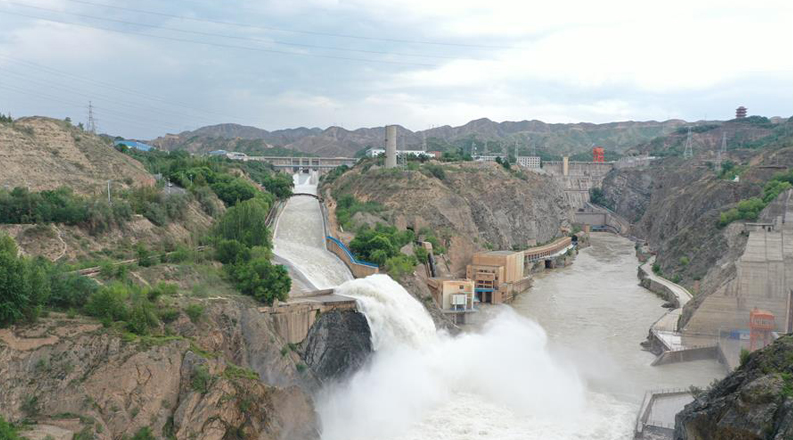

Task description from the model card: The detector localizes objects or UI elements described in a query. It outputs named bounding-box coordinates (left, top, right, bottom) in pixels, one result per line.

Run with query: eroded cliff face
left=300, top=310, right=372, bottom=383
left=326, top=162, right=573, bottom=275
left=675, top=336, right=793, bottom=440
left=0, top=299, right=321, bottom=440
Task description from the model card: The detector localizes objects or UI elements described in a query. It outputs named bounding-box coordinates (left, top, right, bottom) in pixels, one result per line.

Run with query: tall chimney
left=385, top=125, right=397, bottom=168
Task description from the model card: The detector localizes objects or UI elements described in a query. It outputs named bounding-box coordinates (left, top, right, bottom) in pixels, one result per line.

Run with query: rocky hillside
left=675, top=335, right=793, bottom=439
left=0, top=117, right=154, bottom=194
left=0, top=299, right=320, bottom=440
left=151, top=118, right=700, bottom=158
left=600, top=119, right=793, bottom=320
left=323, top=161, right=573, bottom=275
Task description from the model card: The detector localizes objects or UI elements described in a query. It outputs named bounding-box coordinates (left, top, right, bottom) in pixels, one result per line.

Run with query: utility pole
left=87, top=101, right=97, bottom=134
left=107, top=180, right=112, bottom=204
left=683, top=127, right=694, bottom=159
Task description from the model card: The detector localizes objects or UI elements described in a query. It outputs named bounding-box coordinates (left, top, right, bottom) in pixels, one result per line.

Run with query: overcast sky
left=1, top=0, right=791, bottom=139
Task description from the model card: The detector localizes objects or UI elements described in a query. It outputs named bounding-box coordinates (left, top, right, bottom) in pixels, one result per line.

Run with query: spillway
left=272, top=173, right=353, bottom=290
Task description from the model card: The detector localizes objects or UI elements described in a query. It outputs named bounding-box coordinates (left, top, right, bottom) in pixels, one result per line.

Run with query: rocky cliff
left=0, top=297, right=334, bottom=440
left=675, top=335, right=793, bottom=440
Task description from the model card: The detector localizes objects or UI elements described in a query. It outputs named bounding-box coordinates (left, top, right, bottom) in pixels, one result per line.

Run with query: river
left=317, top=233, right=725, bottom=440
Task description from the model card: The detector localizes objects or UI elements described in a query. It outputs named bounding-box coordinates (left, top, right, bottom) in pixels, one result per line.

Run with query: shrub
left=191, top=365, right=212, bottom=394
left=652, top=263, right=661, bottom=275
left=679, top=256, right=690, bottom=266
left=185, top=304, right=204, bottom=323
left=84, top=284, right=130, bottom=322
left=21, top=394, right=40, bottom=417
left=157, top=308, right=180, bottom=323
left=126, top=299, right=159, bottom=335
left=136, top=244, right=155, bottom=267
left=49, top=273, right=98, bottom=309
left=414, top=246, right=429, bottom=264
left=740, top=348, right=751, bottom=367
left=422, top=163, right=446, bottom=180
left=214, top=239, right=251, bottom=265
left=0, top=416, right=21, bottom=440
left=130, top=427, right=156, bottom=440
left=384, top=255, right=418, bottom=278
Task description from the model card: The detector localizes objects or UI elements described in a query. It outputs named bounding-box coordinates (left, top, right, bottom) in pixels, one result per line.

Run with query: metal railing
left=326, top=236, right=379, bottom=268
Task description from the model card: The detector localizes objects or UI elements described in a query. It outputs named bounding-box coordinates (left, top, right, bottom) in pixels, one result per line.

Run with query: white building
left=475, top=155, right=503, bottom=162
left=517, top=156, right=541, bottom=168
left=367, top=148, right=431, bottom=158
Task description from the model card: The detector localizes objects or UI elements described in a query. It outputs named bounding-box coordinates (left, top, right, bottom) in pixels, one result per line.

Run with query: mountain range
left=147, top=117, right=785, bottom=158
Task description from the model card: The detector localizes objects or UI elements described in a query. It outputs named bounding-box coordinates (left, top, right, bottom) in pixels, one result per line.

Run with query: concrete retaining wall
left=326, top=236, right=379, bottom=278
left=260, top=292, right=357, bottom=343
left=651, top=345, right=719, bottom=366
left=638, top=266, right=681, bottom=308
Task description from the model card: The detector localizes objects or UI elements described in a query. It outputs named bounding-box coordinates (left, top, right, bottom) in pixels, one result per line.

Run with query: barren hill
left=0, top=117, right=154, bottom=194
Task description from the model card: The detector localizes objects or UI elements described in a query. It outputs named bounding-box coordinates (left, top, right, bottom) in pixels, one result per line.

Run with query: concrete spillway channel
left=265, top=173, right=356, bottom=343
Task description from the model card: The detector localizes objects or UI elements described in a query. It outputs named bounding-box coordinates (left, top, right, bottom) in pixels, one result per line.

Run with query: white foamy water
left=273, top=173, right=353, bottom=289
left=318, top=235, right=724, bottom=440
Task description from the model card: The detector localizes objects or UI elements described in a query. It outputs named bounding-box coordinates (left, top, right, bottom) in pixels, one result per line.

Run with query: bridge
left=243, top=156, right=358, bottom=172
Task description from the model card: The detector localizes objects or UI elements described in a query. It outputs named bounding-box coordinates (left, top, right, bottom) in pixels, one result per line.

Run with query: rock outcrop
left=675, top=335, right=793, bottom=440
left=300, top=310, right=372, bottom=383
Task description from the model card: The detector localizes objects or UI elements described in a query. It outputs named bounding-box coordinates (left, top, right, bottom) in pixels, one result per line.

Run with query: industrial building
left=426, top=278, right=476, bottom=324
left=516, top=156, right=541, bottom=168
left=466, top=250, right=531, bottom=304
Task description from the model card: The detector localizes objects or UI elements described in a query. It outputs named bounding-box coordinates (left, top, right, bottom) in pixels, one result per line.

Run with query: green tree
left=232, top=258, right=290, bottom=304
left=213, top=198, right=272, bottom=249
left=214, top=239, right=251, bottom=264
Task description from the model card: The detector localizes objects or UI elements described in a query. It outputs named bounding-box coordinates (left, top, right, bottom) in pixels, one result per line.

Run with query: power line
left=0, top=8, right=438, bottom=67
left=60, top=0, right=517, bottom=50
left=4, top=2, right=471, bottom=61
left=0, top=54, right=249, bottom=123
left=0, top=67, right=224, bottom=125
left=0, top=83, right=193, bottom=133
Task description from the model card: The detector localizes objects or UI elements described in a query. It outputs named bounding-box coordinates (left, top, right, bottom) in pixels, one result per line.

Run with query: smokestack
left=385, top=125, right=397, bottom=168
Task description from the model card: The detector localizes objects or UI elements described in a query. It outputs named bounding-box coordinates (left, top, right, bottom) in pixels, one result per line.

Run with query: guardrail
left=326, top=236, right=378, bottom=268
left=325, top=235, right=379, bottom=278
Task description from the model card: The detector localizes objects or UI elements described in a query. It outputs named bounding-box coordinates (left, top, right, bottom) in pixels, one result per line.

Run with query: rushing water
left=317, top=234, right=724, bottom=440
left=273, top=173, right=353, bottom=290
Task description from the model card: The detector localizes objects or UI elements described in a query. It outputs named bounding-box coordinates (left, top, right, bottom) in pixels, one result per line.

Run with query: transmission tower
left=683, top=127, right=693, bottom=159
left=86, top=101, right=97, bottom=134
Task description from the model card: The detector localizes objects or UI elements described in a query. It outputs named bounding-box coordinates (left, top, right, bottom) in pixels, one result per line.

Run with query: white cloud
left=0, top=0, right=790, bottom=137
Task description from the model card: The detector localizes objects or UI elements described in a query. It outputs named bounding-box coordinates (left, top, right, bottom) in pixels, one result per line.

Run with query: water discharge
left=273, top=173, right=353, bottom=289
left=316, top=234, right=724, bottom=440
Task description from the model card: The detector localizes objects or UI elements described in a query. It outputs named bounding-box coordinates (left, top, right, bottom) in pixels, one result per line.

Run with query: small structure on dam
left=466, top=250, right=532, bottom=304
